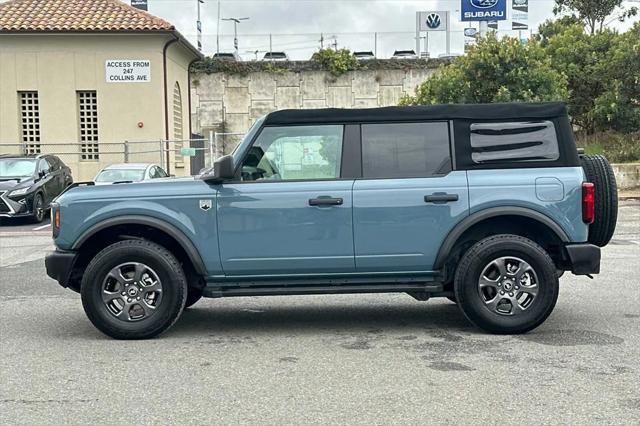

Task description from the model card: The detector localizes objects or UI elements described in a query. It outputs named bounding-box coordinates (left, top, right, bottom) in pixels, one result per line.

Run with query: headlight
left=9, top=187, right=30, bottom=197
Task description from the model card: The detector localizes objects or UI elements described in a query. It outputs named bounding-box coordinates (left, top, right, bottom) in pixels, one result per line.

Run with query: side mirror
left=204, top=155, right=235, bottom=183
left=39, top=170, right=46, bottom=178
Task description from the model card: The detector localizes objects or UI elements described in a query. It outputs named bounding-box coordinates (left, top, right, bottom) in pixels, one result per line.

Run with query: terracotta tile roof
left=0, top=0, right=175, bottom=32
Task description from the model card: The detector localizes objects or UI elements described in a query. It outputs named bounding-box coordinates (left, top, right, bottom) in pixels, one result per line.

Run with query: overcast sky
left=137, top=0, right=638, bottom=59
left=5, top=0, right=637, bottom=59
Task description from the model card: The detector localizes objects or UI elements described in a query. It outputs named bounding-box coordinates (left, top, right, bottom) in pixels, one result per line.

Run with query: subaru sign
left=461, top=0, right=507, bottom=21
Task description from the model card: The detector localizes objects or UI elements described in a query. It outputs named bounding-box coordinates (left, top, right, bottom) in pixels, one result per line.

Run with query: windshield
left=0, top=158, right=36, bottom=178
left=95, top=169, right=145, bottom=183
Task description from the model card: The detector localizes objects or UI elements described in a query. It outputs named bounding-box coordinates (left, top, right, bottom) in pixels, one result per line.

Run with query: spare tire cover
left=580, top=154, right=618, bottom=247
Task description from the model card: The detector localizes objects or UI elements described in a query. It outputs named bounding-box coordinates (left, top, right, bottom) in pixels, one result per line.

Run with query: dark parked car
left=0, top=154, right=73, bottom=223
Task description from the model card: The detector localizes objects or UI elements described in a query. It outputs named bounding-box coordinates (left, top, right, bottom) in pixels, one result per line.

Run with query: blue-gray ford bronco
left=45, top=102, right=618, bottom=339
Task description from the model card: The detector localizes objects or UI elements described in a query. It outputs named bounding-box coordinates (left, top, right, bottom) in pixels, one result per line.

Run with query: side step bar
left=203, top=283, right=444, bottom=299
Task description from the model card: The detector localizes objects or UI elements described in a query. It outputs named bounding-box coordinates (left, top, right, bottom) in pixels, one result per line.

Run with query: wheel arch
left=434, top=207, right=569, bottom=271
left=71, top=215, right=206, bottom=278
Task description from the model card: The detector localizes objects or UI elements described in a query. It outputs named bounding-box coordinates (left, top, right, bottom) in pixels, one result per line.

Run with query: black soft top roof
left=263, top=102, right=567, bottom=125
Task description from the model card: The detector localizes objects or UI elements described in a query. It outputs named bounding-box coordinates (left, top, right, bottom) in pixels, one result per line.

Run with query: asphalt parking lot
left=1, top=202, right=639, bottom=425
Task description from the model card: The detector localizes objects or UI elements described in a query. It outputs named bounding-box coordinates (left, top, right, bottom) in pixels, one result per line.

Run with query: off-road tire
left=81, top=239, right=187, bottom=339
left=454, top=234, right=559, bottom=334
left=580, top=154, right=618, bottom=247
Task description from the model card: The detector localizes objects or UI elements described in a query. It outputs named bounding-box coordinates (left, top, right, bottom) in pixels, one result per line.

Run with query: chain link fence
left=1, top=132, right=247, bottom=178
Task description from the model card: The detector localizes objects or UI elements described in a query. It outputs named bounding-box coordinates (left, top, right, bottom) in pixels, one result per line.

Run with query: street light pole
left=196, top=0, right=204, bottom=52
left=222, top=17, right=249, bottom=55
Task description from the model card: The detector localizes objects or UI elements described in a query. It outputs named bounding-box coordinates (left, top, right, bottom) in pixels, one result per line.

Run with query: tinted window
left=156, top=167, right=168, bottom=178
left=38, top=159, right=50, bottom=173
left=361, top=122, right=451, bottom=178
left=46, top=157, right=58, bottom=171
left=470, top=121, right=559, bottom=164
left=240, top=125, right=344, bottom=181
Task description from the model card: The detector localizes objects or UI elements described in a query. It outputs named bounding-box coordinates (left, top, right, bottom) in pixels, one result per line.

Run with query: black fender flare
left=72, top=215, right=207, bottom=275
left=434, top=207, right=569, bottom=270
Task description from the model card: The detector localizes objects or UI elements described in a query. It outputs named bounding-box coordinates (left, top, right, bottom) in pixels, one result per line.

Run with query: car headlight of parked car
left=9, top=187, right=30, bottom=197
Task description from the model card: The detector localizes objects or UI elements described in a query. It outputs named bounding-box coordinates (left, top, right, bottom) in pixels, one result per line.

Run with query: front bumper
left=45, top=249, right=78, bottom=289
left=565, top=243, right=601, bottom=275
left=0, top=191, right=35, bottom=218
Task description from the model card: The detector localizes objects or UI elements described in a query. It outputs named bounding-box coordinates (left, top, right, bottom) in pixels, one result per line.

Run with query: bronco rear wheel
left=81, top=240, right=187, bottom=339
left=580, top=154, right=618, bottom=247
left=454, top=234, right=559, bottom=334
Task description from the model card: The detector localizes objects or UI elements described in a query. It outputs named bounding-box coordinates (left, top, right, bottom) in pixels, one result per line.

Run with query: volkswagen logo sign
left=470, top=0, right=499, bottom=8
left=426, top=13, right=441, bottom=29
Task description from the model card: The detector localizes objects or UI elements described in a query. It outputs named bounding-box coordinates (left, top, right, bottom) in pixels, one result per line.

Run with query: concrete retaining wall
left=612, top=163, right=640, bottom=190
left=190, top=67, right=435, bottom=154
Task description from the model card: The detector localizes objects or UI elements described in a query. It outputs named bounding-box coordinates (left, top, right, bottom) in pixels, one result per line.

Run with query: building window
left=173, top=82, right=183, bottom=141
left=78, top=91, right=99, bottom=161
left=19, top=92, right=41, bottom=155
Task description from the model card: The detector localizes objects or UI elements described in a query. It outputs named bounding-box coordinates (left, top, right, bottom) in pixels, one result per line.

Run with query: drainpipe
left=163, top=35, right=179, bottom=175
left=187, top=58, right=200, bottom=175
left=187, top=58, right=200, bottom=139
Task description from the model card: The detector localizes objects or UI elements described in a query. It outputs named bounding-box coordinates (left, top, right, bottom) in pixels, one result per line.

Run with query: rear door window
left=470, top=121, right=559, bottom=164
left=361, top=122, right=451, bottom=178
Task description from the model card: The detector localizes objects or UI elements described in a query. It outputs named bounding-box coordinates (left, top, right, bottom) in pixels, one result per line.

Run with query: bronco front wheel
left=81, top=240, right=187, bottom=339
left=454, top=234, right=559, bottom=334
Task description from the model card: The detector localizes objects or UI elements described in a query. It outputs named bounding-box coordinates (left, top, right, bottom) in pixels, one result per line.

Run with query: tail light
left=582, top=182, right=595, bottom=224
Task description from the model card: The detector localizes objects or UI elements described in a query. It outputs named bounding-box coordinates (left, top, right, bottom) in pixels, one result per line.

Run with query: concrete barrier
left=612, top=163, right=640, bottom=190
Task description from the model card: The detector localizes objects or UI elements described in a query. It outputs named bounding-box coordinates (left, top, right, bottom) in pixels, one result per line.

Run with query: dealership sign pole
left=416, top=11, right=450, bottom=57
left=511, top=0, right=529, bottom=41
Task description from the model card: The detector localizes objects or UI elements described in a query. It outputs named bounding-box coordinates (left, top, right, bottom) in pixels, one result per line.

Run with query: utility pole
left=196, top=0, right=204, bottom=52
left=216, top=0, right=220, bottom=53
left=319, top=33, right=324, bottom=49
left=330, top=36, right=337, bottom=51
left=222, top=17, right=249, bottom=55
left=374, top=32, right=377, bottom=58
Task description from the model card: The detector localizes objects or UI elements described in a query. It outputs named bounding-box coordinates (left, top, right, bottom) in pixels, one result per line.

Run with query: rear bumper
left=565, top=243, right=600, bottom=275
left=45, top=249, right=77, bottom=288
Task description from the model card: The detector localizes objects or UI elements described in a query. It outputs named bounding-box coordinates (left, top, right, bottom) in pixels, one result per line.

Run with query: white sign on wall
left=105, top=60, right=151, bottom=83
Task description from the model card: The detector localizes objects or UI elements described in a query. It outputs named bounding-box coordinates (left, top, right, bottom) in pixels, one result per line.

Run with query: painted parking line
left=33, top=224, right=51, bottom=231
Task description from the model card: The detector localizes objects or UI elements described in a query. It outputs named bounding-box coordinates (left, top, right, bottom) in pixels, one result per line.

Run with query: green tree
left=401, top=33, right=567, bottom=106
left=591, top=22, right=640, bottom=132
left=537, top=15, right=581, bottom=46
left=553, top=0, right=638, bottom=34
left=543, top=24, right=619, bottom=132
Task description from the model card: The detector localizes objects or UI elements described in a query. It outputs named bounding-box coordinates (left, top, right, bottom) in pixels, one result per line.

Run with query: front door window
left=239, top=125, right=344, bottom=181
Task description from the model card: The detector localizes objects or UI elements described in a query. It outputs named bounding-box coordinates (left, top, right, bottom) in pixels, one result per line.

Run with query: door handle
left=424, top=193, right=459, bottom=204
left=309, top=197, right=343, bottom=206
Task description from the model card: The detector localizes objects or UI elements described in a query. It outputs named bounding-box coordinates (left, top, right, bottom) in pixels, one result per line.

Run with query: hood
left=57, top=175, right=208, bottom=205
left=0, top=176, right=34, bottom=191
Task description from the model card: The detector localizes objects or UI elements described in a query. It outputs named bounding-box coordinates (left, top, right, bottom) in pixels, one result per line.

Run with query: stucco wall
left=190, top=67, right=436, bottom=154
left=0, top=33, right=196, bottom=180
